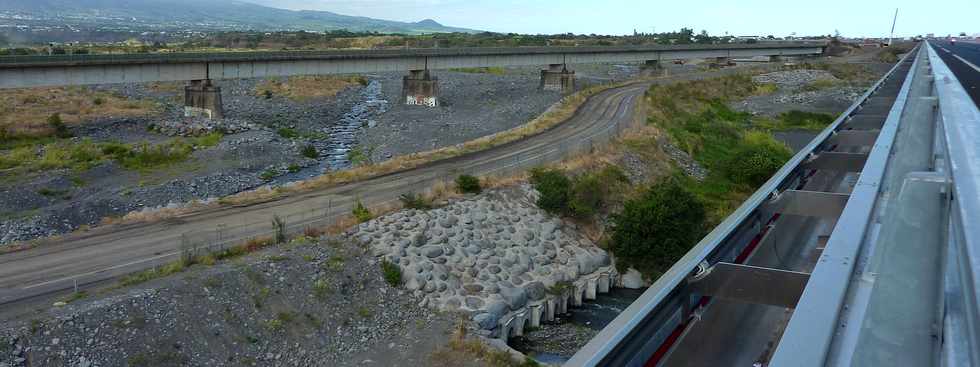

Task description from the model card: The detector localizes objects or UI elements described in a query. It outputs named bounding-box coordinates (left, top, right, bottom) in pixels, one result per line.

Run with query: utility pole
left=888, top=8, right=899, bottom=46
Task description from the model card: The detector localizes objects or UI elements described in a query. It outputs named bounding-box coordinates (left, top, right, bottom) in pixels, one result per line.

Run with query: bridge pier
left=403, top=69, right=439, bottom=107
left=540, top=64, right=575, bottom=92
left=184, top=79, right=224, bottom=119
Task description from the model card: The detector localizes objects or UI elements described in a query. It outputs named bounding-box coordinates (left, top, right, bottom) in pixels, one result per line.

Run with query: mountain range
left=2, top=0, right=475, bottom=34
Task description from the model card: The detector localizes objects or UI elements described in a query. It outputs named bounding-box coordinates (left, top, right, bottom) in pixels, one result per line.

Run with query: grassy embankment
left=528, top=70, right=845, bottom=279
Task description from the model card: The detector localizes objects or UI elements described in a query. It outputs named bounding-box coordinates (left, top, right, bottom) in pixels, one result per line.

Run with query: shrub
left=568, top=166, right=629, bottom=218
left=277, top=127, right=299, bottom=139
left=92, top=97, right=105, bottom=106
left=352, top=199, right=373, bottom=223
left=313, top=279, right=330, bottom=300
left=47, top=113, right=71, bottom=138
left=301, top=144, right=318, bottom=159
left=529, top=168, right=571, bottom=214
left=263, top=90, right=274, bottom=99
left=399, top=192, right=433, bottom=210
left=287, top=164, right=301, bottom=173
left=380, top=259, right=402, bottom=287
left=610, top=178, right=706, bottom=278
left=455, top=174, right=482, bottom=194
left=259, top=169, right=277, bottom=181
left=725, top=131, right=792, bottom=188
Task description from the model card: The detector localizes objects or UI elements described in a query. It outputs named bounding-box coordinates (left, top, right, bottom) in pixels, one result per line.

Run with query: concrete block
left=403, top=69, right=439, bottom=107
left=540, top=64, right=575, bottom=92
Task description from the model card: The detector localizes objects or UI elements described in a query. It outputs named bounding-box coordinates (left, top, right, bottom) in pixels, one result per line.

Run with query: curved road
left=0, top=67, right=763, bottom=313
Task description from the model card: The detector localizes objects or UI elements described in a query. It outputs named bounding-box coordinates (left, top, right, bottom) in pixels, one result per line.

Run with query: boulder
left=621, top=268, right=645, bottom=289
left=524, top=281, right=547, bottom=301
left=500, top=286, right=527, bottom=309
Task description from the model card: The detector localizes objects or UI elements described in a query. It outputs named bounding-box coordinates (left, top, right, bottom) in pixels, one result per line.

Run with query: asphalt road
left=0, top=66, right=770, bottom=315
left=930, top=40, right=980, bottom=106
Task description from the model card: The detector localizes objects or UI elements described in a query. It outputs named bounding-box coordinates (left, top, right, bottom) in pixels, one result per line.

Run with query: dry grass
left=254, top=75, right=367, bottom=101
left=429, top=322, right=535, bottom=367
left=0, top=87, right=159, bottom=138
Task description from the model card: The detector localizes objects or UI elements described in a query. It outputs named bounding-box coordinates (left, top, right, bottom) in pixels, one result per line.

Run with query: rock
left=421, top=246, right=444, bottom=258
left=473, top=313, right=499, bottom=330
left=621, top=268, right=645, bottom=289
left=463, top=283, right=484, bottom=294
left=524, top=281, right=547, bottom=301
left=465, top=297, right=485, bottom=309
left=499, top=286, right=528, bottom=310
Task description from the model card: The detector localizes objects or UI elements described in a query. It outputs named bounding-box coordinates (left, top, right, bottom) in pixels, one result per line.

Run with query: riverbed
left=509, top=287, right=647, bottom=364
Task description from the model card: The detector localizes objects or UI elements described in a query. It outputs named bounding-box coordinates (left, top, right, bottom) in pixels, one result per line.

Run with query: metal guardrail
left=0, top=42, right=826, bottom=67
left=926, top=41, right=980, bottom=366
left=566, top=44, right=917, bottom=367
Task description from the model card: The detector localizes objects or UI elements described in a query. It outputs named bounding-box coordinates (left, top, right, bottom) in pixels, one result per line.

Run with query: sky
left=248, top=0, right=978, bottom=38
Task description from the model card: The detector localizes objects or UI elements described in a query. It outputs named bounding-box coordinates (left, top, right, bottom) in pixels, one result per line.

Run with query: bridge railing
left=565, top=45, right=918, bottom=367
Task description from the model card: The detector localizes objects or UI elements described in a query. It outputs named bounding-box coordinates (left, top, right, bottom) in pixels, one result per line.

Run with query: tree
left=610, top=178, right=706, bottom=278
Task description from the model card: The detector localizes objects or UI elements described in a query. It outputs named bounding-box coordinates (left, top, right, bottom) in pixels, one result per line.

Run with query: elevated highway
left=569, top=41, right=980, bottom=367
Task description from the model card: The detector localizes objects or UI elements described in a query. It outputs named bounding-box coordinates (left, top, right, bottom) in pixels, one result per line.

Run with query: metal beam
left=762, top=190, right=851, bottom=218
left=687, top=262, right=810, bottom=308
left=802, top=152, right=869, bottom=172
left=827, top=130, right=880, bottom=147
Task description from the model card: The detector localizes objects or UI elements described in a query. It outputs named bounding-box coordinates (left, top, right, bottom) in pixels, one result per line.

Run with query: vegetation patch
left=254, top=75, right=368, bottom=101
left=0, top=87, right=159, bottom=147
left=380, top=259, right=402, bottom=287
left=352, top=199, right=373, bottom=223
left=455, top=174, right=482, bottom=194
left=449, top=67, right=506, bottom=75
left=529, top=166, right=628, bottom=218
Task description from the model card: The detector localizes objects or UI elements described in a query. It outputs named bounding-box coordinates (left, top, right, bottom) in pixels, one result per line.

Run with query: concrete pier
left=184, top=79, right=224, bottom=119
left=402, top=69, right=439, bottom=107
left=540, top=64, right=575, bottom=92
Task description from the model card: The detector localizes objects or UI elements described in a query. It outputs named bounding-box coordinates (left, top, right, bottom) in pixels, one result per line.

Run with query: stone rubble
left=354, top=186, right=617, bottom=338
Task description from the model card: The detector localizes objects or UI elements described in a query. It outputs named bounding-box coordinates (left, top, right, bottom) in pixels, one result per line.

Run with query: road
left=930, top=40, right=980, bottom=106
left=0, top=66, right=770, bottom=315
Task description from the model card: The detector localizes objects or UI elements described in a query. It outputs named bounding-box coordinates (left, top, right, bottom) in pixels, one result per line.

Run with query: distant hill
left=2, top=0, right=475, bottom=34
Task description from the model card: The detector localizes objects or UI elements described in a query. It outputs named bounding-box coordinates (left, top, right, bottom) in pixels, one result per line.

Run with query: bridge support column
left=184, top=79, right=224, bottom=119
left=402, top=69, right=439, bottom=107
left=540, top=64, right=575, bottom=92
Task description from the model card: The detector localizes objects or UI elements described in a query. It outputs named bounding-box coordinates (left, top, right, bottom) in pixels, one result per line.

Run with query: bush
left=455, top=174, right=482, bottom=194
left=277, top=127, right=299, bottom=139
left=263, top=90, right=274, bottom=99
left=610, top=178, right=706, bottom=278
left=259, top=169, right=277, bottom=181
left=725, top=131, right=792, bottom=188
left=529, top=168, right=571, bottom=214
left=352, top=199, right=373, bottom=223
left=301, top=144, right=319, bottom=159
left=380, top=259, right=402, bottom=287
left=92, top=97, right=105, bottom=106
left=568, top=166, right=629, bottom=218
left=287, top=164, right=301, bottom=173
left=47, top=113, right=71, bottom=138
left=399, top=192, right=432, bottom=210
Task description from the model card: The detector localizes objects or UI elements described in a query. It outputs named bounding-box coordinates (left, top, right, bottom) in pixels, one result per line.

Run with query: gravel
left=0, top=236, right=455, bottom=367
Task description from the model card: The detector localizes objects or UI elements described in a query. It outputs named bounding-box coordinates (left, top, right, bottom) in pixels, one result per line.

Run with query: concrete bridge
left=0, top=42, right=824, bottom=118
